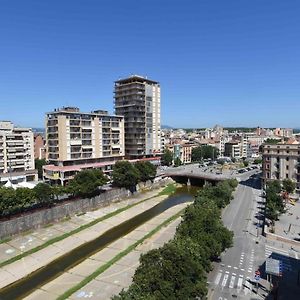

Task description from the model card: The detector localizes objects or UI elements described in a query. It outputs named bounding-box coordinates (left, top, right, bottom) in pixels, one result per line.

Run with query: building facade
left=224, top=141, right=241, bottom=159
left=34, top=134, right=46, bottom=160
left=44, top=107, right=125, bottom=185
left=0, top=121, right=37, bottom=183
left=262, top=142, right=300, bottom=191
left=114, top=75, right=161, bottom=158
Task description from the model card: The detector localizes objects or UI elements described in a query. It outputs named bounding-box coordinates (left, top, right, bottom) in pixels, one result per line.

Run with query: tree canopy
left=113, top=180, right=236, bottom=300
left=135, top=161, right=157, bottom=182
left=191, top=145, right=219, bottom=162
left=282, top=179, right=296, bottom=194
left=112, top=161, right=140, bottom=190
left=161, top=149, right=173, bottom=166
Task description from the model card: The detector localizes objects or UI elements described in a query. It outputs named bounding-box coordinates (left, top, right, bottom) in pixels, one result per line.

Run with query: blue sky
left=1, top=0, right=300, bottom=128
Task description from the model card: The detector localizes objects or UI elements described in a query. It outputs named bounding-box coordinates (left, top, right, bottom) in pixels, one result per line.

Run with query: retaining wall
left=0, top=178, right=172, bottom=239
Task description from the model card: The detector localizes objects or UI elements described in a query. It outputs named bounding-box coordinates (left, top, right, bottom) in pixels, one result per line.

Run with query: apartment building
left=224, top=141, right=241, bottom=159
left=44, top=107, right=125, bottom=185
left=114, top=75, right=161, bottom=158
left=0, top=121, right=37, bottom=183
left=262, top=141, right=300, bottom=191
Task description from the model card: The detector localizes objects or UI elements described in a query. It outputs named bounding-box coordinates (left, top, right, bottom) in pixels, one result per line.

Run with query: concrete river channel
left=0, top=185, right=198, bottom=300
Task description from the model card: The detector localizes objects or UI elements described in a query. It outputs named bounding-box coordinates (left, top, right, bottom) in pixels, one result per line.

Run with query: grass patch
left=0, top=237, right=12, bottom=245
left=56, top=208, right=185, bottom=300
left=158, top=183, right=177, bottom=196
left=0, top=186, right=169, bottom=269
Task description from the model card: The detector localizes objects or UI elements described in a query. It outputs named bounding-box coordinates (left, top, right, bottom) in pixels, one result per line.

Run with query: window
left=286, top=174, right=289, bottom=179
left=286, top=166, right=289, bottom=170
left=286, top=157, right=289, bottom=161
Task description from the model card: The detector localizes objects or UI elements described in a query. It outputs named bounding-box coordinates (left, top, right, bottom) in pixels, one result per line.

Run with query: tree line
left=112, top=179, right=238, bottom=300
left=161, top=145, right=219, bottom=167
left=0, top=161, right=157, bottom=218
left=266, top=179, right=296, bottom=223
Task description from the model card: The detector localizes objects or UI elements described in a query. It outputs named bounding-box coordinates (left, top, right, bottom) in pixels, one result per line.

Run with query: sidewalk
left=24, top=203, right=187, bottom=300
left=0, top=186, right=171, bottom=289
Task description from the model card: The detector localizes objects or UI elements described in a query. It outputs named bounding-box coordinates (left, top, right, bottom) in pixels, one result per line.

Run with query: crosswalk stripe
left=222, top=274, right=229, bottom=287
left=215, top=272, right=222, bottom=285
left=229, top=275, right=236, bottom=288
left=237, top=277, right=243, bottom=289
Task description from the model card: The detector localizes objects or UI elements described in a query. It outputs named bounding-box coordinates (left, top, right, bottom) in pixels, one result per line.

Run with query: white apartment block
left=0, top=121, right=36, bottom=183
left=44, top=107, right=125, bottom=185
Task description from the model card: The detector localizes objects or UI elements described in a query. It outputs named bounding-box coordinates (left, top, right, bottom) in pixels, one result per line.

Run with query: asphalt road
left=208, top=172, right=267, bottom=300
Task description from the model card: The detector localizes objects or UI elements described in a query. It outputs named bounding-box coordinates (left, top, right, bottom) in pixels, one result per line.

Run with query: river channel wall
left=0, top=178, right=172, bottom=239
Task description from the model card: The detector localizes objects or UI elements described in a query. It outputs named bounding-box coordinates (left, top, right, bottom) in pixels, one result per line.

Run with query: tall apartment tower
left=114, top=75, right=161, bottom=158
left=0, top=121, right=37, bottom=183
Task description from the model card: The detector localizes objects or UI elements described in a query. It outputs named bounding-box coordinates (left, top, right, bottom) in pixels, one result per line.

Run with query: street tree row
left=113, top=179, right=238, bottom=299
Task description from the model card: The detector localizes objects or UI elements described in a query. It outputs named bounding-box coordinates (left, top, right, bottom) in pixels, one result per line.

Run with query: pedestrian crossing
left=214, top=269, right=252, bottom=295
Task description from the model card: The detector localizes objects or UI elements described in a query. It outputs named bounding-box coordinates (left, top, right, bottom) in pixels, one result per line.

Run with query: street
left=208, top=172, right=266, bottom=300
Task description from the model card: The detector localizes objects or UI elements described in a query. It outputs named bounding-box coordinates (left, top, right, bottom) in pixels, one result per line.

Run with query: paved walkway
left=0, top=186, right=172, bottom=289
left=24, top=203, right=187, bottom=300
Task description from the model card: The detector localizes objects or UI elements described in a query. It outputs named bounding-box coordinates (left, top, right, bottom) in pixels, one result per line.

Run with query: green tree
left=192, top=145, right=219, bottom=162
left=253, top=158, right=262, bottom=164
left=67, top=169, right=107, bottom=197
left=161, top=149, right=173, bottom=166
left=135, top=161, right=157, bottom=182
left=35, top=159, right=47, bottom=179
left=33, top=183, right=54, bottom=205
left=112, top=161, right=140, bottom=190
left=243, top=160, right=249, bottom=167
left=174, top=157, right=182, bottom=167
left=282, top=179, right=296, bottom=194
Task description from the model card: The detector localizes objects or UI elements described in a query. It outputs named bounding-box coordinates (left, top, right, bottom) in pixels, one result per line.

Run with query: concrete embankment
left=0, top=182, right=185, bottom=294
left=0, top=178, right=171, bottom=239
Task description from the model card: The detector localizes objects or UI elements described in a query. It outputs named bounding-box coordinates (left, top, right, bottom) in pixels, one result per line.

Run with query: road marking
left=215, top=272, right=222, bottom=285
left=241, top=268, right=244, bottom=271
left=234, top=267, right=238, bottom=270
left=232, top=272, right=236, bottom=276
left=222, top=274, right=229, bottom=287
left=237, top=277, right=243, bottom=289
left=229, top=275, right=236, bottom=288
left=244, top=278, right=251, bottom=295
left=225, top=271, right=229, bottom=274
left=228, top=265, right=231, bottom=268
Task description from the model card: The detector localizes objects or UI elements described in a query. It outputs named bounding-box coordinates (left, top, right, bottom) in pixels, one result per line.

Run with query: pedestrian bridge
left=162, top=169, right=233, bottom=186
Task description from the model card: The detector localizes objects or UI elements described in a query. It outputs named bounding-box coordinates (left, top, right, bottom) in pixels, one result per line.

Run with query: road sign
left=254, top=274, right=260, bottom=281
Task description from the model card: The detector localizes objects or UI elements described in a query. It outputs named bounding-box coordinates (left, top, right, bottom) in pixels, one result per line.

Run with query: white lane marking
left=244, top=278, right=251, bottom=295
left=225, top=271, right=229, bottom=274
left=234, top=267, right=238, bottom=270
left=241, top=268, right=245, bottom=271
left=228, top=265, right=231, bottom=268
left=237, top=277, right=243, bottom=289
left=222, top=274, right=229, bottom=287
left=215, top=272, right=222, bottom=285
left=229, top=275, right=236, bottom=288
left=232, top=272, right=236, bottom=276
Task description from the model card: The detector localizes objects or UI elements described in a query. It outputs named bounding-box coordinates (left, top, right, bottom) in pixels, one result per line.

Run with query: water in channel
left=0, top=185, right=198, bottom=300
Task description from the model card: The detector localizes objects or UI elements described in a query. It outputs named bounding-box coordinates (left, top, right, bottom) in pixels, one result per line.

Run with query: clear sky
left=1, top=0, right=300, bottom=128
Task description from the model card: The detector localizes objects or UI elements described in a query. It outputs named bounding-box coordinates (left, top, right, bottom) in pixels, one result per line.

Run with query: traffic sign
left=254, top=274, right=260, bottom=281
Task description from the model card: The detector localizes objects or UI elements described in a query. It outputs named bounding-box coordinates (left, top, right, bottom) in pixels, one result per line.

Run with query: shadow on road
left=239, top=177, right=261, bottom=190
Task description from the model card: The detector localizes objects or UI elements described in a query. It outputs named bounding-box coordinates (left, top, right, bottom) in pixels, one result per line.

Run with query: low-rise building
left=0, top=121, right=37, bottom=184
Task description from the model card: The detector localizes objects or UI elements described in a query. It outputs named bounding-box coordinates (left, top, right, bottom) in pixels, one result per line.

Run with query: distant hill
left=161, top=125, right=173, bottom=129
left=32, top=127, right=45, bottom=134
